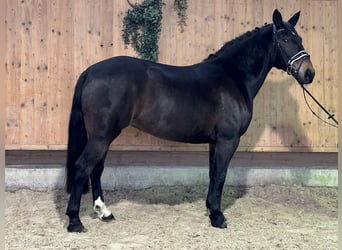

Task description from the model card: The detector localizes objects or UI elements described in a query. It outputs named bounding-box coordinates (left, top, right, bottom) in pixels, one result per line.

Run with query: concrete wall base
left=5, top=165, right=338, bottom=191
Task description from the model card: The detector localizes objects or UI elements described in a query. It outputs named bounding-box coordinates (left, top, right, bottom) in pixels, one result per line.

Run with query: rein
left=300, top=84, right=338, bottom=128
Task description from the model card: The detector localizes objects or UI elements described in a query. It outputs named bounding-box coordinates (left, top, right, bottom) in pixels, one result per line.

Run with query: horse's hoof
left=215, top=220, right=227, bottom=229
left=67, top=222, right=87, bottom=233
left=210, top=219, right=227, bottom=229
left=209, top=211, right=227, bottom=229
left=102, top=213, right=115, bottom=222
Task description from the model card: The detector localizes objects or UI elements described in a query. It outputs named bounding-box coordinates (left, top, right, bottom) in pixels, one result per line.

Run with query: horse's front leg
left=91, top=161, right=115, bottom=222
left=206, top=136, right=240, bottom=228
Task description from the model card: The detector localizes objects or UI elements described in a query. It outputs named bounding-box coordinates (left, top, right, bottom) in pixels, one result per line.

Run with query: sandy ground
left=5, top=185, right=337, bottom=250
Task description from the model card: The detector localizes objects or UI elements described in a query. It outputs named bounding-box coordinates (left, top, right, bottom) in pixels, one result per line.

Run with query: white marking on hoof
left=94, top=197, right=112, bottom=220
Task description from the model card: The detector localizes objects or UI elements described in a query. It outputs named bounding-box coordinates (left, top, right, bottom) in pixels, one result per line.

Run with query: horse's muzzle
left=295, top=58, right=315, bottom=85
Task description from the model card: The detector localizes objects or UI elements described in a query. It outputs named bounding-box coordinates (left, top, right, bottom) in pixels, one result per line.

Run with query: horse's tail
left=65, top=69, right=89, bottom=194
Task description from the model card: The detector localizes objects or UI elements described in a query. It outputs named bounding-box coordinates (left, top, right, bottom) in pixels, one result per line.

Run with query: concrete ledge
left=5, top=165, right=338, bottom=191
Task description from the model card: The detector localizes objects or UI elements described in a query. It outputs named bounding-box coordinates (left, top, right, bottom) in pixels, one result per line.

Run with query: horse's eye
left=283, top=39, right=288, bottom=43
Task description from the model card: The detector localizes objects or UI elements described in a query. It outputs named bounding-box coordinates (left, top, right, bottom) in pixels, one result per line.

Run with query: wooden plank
left=19, top=0, right=37, bottom=145
left=5, top=0, right=21, bottom=145
left=321, top=1, right=338, bottom=149
left=46, top=0, right=74, bottom=145
left=5, top=150, right=338, bottom=169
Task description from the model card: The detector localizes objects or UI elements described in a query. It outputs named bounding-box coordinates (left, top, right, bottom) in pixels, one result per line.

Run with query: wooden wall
left=5, top=0, right=338, bottom=152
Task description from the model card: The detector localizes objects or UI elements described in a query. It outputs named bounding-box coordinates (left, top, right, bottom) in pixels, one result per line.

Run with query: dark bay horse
left=65, top=9, right=315, bottom=232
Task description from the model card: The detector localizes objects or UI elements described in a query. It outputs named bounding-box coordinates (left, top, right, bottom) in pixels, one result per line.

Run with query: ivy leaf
left=122, top=0, right=163, bottom=62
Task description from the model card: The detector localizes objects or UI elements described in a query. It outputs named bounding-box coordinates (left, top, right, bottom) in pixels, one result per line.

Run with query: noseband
left=273, top=25, right=310, bottom=77
left=286, top=50, right=310, bottom=76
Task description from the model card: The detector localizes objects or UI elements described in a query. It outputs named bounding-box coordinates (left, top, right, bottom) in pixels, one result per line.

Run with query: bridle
left=272, top=24, right=338, bottom=128
left=272, top=24, right=310, bottom=78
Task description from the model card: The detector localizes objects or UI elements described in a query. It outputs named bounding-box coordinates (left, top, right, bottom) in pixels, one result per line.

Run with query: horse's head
left=272, top=9, right=315, bottom=85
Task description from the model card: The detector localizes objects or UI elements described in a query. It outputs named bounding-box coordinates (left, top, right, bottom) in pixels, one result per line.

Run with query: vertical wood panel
left=6, top=0, right=21, bottom=145
left=5, top=0, right=338, bottom=152
left=32, top=0, right=48, bottom=145
left=46, top=0, right=74, bottom=145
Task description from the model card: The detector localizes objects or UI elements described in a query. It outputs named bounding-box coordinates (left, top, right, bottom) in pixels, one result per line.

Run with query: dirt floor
left=5, top=184, right=337, bottom=250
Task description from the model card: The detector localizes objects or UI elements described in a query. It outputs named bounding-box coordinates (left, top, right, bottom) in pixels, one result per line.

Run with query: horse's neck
left=244, top=50, right=274, bottom=100
left=221, top=29, right=275, bottom=100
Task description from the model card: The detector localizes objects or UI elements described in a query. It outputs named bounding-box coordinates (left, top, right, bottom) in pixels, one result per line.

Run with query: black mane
left=204, top=23, right=273, bottom=61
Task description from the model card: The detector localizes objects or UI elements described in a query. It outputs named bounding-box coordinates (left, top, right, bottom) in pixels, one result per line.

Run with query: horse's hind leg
left=66, top=138, right=113, bottom=232
left=91, top=159, right=115, bottom=222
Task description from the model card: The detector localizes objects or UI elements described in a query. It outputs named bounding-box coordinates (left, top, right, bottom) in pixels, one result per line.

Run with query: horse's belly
left=130, top=117, right=215, bottom=144
left=130, top=83, right=217, bottom=143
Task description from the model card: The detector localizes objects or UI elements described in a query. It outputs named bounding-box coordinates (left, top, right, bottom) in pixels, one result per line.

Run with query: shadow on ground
left=53, top=185, right=247, bottom=224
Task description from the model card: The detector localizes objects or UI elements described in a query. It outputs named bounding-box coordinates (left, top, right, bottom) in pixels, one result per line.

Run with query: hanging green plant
left=122, top=0, right=188, bottom=62
left=174, top=0, right=188, bottom=32
left=122, top=0, right=163, bottom=62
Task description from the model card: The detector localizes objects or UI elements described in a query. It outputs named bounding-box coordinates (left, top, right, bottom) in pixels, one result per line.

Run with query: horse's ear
left=288, top=11, right=300, bottom=27
left=272, top=9, right=283, bottom=29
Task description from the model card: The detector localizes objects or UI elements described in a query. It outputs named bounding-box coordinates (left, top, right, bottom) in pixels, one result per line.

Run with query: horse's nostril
left=305, top=69, right=315, bottom=83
